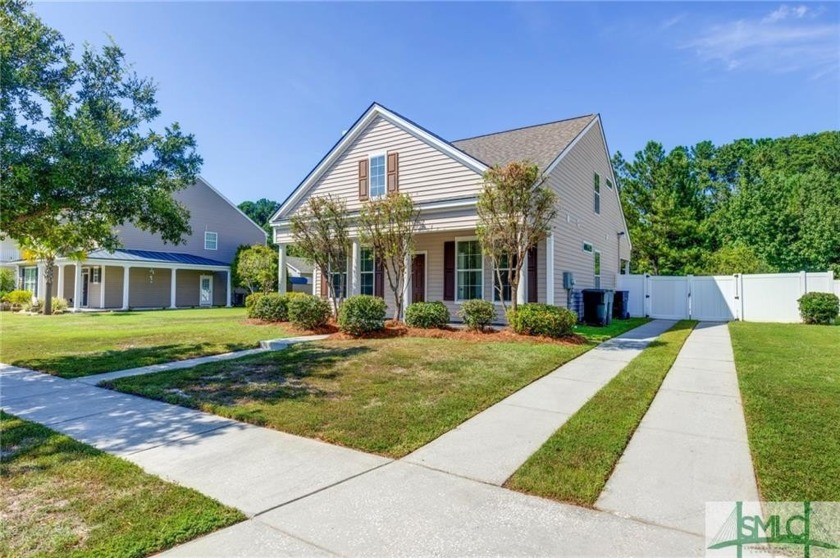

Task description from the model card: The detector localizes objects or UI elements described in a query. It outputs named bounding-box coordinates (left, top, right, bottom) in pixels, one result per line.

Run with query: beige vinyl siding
left=115, top=179, right=266, bottom=264
left=284, top=116, right=483, bottom=217
left=546, top=120, right=631, bottom=306
left=128, top=267, right=171, bottom=308
left=62, top=267, right=75, bottom=301
left=104, top=266, right=123, bottom=308
left=88, top=275, right=102, bottom=308
left=175, top=270, right=201, bottom=307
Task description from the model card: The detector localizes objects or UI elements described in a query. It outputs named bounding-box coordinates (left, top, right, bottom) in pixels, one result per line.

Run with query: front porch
left=277, top=229, right=555, bottom=320
left=20, top=249, right=232, bottom=311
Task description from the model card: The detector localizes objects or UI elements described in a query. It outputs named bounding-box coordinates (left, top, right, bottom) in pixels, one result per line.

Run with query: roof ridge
left=451, top=114, right=596, bottom=143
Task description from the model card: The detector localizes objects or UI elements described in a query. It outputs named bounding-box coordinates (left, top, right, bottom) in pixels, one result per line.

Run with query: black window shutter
left=527, top=246, right=538, bottom=303
left=443, top=241, right=455, bottom=301
left=374, top=257, right=384, bottom=298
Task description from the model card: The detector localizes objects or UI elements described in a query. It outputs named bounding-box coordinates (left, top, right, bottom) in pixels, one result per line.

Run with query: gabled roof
left=285, top=256, right=313, bottom=275
left=451, top=115, right=597, bottom=171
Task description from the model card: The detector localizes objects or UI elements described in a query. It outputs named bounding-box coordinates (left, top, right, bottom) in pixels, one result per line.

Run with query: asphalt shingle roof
left=86, top=249, right=229, bottom=267
left=451, top=114, right=596, bottom=170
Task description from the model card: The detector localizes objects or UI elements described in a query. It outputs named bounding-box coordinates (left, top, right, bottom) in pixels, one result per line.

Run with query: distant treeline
left=613, top=131, right=840, bottom=276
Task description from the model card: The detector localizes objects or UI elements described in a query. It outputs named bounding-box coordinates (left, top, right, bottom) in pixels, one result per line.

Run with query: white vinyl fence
left=616, top=271, right=838, bottom=323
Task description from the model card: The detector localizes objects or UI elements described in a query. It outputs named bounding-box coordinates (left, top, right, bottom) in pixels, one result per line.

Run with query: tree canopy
left=614, top=131, right=840, bottom=275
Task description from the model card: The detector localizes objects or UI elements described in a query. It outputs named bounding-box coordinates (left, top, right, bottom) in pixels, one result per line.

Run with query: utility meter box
left=562, top=272, right=575, bottom=290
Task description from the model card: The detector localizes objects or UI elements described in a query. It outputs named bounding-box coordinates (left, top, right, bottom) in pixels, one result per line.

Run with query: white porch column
left=99, top=266, right=106, bottom=308
left=517, top=253, right=528, bottom=305
left=122, top=265, right=130, bottom=310
left=37, top=263, right=46, bottom=300
left=546, top=232, right=555, bottom=305
left=57, top=264, right=65, bottom=300
left=226, top=270, right=232, bottom=307
left=73, top=262, right=82, bottom=312
left=277, top=244, right=288, bottom=294
left=350, top=239, right=360, bottom=296
left=169, top=268, right=177, bottom=309
left=402, top=252, right=411, bottom=318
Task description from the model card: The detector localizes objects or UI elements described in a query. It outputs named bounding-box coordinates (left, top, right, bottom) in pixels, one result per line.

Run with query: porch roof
left=84, top=249, right=229, bottom=268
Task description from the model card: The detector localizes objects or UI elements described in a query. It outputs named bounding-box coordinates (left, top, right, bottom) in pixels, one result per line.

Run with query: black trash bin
left=582, top=289, right=615, bottom=326
left=613, top=290, right=630, bottom=319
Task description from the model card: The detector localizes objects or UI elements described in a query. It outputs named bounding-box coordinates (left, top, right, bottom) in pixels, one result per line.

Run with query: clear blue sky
left=36, top=2, right=839, bottom=205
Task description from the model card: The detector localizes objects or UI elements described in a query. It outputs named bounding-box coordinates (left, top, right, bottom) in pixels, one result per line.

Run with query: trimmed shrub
left=508, top=303, right=577, bottom=338
left=253, top=293, right=288, bottom=322
left=5, top=290, right=33, bottom=307
left=288, top=294, right=332, bottom=330
left=338, top=295, right=387, bottom=335
left=798, top=292, right=839, bottom=325
left=245, top=292, right=266, bottom=318
left=405, top=301, right=450, bottom=329
left=23, top=297, right=40, bottom=312
left=45, top=297, right=69, bottom=314
left=457, top=299, right=496, bottom=331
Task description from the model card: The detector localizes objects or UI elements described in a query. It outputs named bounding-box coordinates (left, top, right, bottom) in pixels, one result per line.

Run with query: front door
left=199, top=275, right=213, bottom=306
left=411, top=254, right=426, bottom=303
left=81, top=270, right=90, bottom=307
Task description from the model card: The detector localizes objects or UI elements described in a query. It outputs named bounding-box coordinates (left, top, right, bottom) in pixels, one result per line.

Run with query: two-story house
left=270, top=103, right=631, bottom=319
left=6, top=177, right=266, bottom=310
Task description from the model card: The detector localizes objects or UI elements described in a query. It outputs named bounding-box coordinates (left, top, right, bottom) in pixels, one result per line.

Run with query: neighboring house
left=270, top=103, right=631, bottom=319
left=286, top=256, right=314, bottom=294
left=8, top=177, right=266, bottom=310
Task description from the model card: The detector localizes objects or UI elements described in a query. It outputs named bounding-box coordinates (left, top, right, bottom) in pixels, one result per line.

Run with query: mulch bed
left=250, top=318, right=587, bottom=345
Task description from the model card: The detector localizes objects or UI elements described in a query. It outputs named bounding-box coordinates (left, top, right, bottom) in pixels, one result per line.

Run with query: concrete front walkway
left=404, top=319, right=677, bottom=485
left=596, top=322, right=760, bottom=536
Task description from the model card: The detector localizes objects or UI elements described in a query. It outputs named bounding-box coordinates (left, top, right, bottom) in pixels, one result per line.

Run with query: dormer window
left=204, top=231, right=218, bottom=250
left=369, top=154, right=386, bottom=197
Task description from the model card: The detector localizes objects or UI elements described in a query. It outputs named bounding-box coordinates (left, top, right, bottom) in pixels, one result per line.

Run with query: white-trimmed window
left=594, top=250, right=601, bottom=289
left=360, top=247, right=375, bottom=296
left=493, top=253, right=513, bottom=303
left=330, top=262, right=348, bottom=299
left=91, top=266, right=101, bottom=284
left=369, top=155, right=386, bottom=198
left=456, top=239, right=482, bottom=301
left=583, top=242, right=593, bottom=253
left=606, top=178, right=614, bottom=189
left=22, top=267, right=37, bottom=296
left=204, top=231, right=218, bottom=250
left=593, top=172, right=601, bottom=215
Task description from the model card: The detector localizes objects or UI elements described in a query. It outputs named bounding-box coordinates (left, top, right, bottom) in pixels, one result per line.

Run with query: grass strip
left=505, top=320, right=696, bottom=506
left=729, top=321, right=840, bottom=501
left=0, top=411, right=244, bottom=557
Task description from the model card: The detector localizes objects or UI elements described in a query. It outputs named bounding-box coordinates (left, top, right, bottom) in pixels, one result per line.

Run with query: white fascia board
left=80, top=258, right=230, bottom=272
left=270, top=104, right=487, bottom=223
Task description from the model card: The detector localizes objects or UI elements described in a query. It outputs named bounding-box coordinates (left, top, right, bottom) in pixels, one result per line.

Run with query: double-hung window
left=594, top=250, right=601, bottom=288
left=456, top=240, right=482, bottom=301
left=23, top=267, right=37, bottom=296
left=593, top=172, right=601, bottom=215
left=204, top=231, right=218, bottom=250
left=360, top=247, right=375, bottom=296
left=493, top=253, right=514, bottom=303
left=369, top=155, right=386, bottom=198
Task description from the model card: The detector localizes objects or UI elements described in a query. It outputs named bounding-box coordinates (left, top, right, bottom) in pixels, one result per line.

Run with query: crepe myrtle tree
left=359, top=192, right=421, bottom=321
left=1, top=1, right=201, bottom=313
left=476, top=161, right=558, bottom=313
left=290, top=194, right=351, bottom=315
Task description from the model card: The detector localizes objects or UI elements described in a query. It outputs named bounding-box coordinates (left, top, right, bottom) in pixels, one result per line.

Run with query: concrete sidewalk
left=404, top=319, right=677, bottom=485
left=73, top=334, right=329, bottom=385
left=596, top=322, right=759, bottom=536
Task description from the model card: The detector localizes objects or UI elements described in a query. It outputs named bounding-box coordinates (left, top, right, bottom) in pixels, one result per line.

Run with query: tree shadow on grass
left=12, top=343, right=258, bottom=379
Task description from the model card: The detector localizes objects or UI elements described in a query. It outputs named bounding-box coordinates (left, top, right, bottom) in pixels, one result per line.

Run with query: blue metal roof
left=86, top=249, right=229, bottom=267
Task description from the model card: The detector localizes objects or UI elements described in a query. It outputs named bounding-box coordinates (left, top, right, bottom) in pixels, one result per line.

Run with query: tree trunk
left=43, top=256, right=55, bottom=315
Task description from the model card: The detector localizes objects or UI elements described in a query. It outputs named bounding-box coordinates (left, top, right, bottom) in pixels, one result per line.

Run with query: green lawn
left=0, top=412, right=243, bottom=558
left=0, top=308, right=286, bottom=378
left=729, top=321, right=840, bottom=501
left=573, top=317, right=650, bottom=342
left=506, top=320, right=696, bottom=506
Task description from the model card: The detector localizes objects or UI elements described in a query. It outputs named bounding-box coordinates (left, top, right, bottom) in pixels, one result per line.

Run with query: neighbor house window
left=494, top=253, right=514, bottom=303
left=583, top=242, right=593, bottom=253
left=360, top=247, right=375, bottom=296
left=456, top=239, right=482, bottom=300
left=22, top=267, right=37, bottom=296
left=91, top=267, right=101, bottom=284
left=204, top=231, right=218, bottom=250
left=593, top=172, right=601, bottom=215
left=369, top=155, right=386, bottom=197
left=594, top=250, right=601, bottom=289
